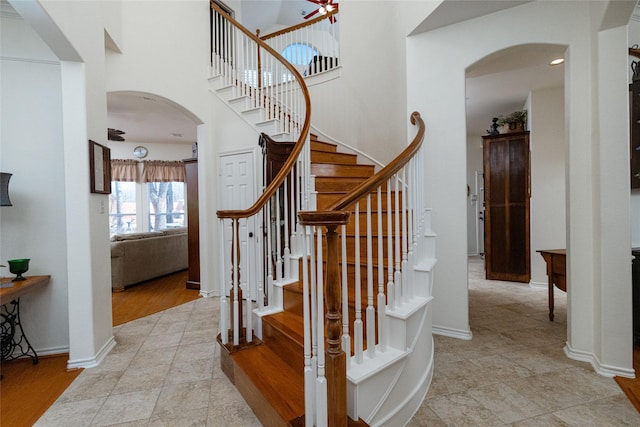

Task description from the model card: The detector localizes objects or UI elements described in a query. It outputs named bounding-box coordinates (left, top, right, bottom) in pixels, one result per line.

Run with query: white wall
left=408, top=0, right=634, bottom=375
left=1, top=8, right=69, bottom=354
left=529, top=86, right=566, bottom=286
left=4, top=0, right=216, bottom=366
left=306, top=1, right=440, bottom=164
left=466, top=134, right=483, bottom=255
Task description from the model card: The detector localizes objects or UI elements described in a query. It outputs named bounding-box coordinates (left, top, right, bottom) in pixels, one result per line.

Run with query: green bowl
left=8, top=258, right=30, bottom=281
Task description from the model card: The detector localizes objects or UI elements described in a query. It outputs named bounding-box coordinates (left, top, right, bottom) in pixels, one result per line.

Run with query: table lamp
left=1, top=172, right=12, bottom=206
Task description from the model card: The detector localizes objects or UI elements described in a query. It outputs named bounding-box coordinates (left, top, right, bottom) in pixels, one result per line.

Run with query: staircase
left=209, top=4, right=435, bottom=425
left=216, top=131, right=436, bottom=426
left=220, top=135, right=374, bottom=426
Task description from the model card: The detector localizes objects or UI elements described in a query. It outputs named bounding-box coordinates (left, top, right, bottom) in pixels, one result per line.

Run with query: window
left=147, top=181, right=185, bottom=231
left=109, top=181, right=137, bottom=235
left=282, top=43, right=318, bottom=66
left=109, top=159, right=187, bottom=236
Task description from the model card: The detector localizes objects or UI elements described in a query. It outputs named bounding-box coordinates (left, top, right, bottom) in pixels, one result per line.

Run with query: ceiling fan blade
left=329, top=15, right=336, bottom=24
left=304, top=9, right=320, bottom=19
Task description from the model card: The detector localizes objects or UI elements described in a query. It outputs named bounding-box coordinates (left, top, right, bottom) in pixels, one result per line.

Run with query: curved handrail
left=327, top=111, right=425, bottom=212
left=260, top=9, right=339, bottom=41
left=212, top=0, right=312, bottom=220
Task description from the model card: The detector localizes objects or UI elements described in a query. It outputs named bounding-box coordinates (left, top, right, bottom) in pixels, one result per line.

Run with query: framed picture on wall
left=89, top=140, right=111, bottom=194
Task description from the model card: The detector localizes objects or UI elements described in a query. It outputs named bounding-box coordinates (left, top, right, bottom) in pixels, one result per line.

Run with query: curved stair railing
left=211, top=0, right=311, bottom=346
left=298, top=112, right=427, bottom=425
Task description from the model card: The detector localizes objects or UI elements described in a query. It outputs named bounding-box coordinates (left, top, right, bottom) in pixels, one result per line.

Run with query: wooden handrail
left=260, top=9, right=339, bottom=41
left=212, top=0, right=312, bottom=220
left=327, top=111, right=425, bottom=211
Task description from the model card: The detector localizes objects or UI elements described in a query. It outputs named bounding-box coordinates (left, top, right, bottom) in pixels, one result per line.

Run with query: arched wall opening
left=407, top=0, right=633, bottom=376
left=464, top=41, right=568, bottom=332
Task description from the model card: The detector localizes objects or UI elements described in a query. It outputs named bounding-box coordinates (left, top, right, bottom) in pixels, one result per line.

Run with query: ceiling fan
left=304, top=0, right=339, bottom=24
left=108, top=128, right=126, bottom=141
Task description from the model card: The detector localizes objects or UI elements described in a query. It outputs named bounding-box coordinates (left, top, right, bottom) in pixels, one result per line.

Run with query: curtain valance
left=142, top=160, right=185, bottom=182
left=110, top=159, right=138, bottom=182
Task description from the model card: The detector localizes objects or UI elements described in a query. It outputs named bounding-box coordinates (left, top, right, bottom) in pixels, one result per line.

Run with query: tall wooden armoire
left=482, top=131, right=531, bottom=283
left=184, top=158, right=200, bottom=289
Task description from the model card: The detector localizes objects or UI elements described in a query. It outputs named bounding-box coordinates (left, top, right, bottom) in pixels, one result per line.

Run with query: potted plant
left=497, top=110, right=527, bottom=133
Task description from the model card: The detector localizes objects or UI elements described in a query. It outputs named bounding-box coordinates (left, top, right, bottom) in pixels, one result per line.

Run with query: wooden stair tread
left=311, top=150, right=358, bottom=165
left=314, top=177, right=369, bottom=192
left=264, top=310, right=306, bottom=345
left=232, top=344, right=305, bottom=423
left=311, top=163, right=374, bottom=178
left=310, top=138, right=337, bottom=153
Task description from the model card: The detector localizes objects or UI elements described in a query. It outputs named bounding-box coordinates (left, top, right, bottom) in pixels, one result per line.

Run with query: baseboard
left=564, top=342, right=636, bottom=378
left=528, top=280, right=547, bottom=289
left=66, top=335, right=116, bottom=370
left=199, top=289, right=219, bottom=298
left=35, top=345, right=70, bottom=357
left=432, top=325, right=473, bottom=340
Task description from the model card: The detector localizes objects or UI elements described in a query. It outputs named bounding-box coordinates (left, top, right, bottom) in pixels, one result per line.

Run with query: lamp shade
left=0, top=172, right=12, bottom=206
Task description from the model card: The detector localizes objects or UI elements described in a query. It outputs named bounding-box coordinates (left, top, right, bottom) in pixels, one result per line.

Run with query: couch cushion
left=111, top=231, right=164, bottom=241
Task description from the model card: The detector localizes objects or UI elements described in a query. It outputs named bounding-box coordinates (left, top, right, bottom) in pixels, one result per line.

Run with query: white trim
left=1, top=56, right=60, bottom=65
left=375, top=341, right=434, bottom=427
left=528, top=280, right=547, bottom=289
left=66, top=336, right=116, bottom=370
left=310, top=125, right=385, bottom=170
left=199, top=289, right=219, bottom=297
left=34, top=346, right=70, bottom=357
left=304, top=66, right=341, bottom=87
left=564, top=342, right=636, bottom=379
left=432, top=325, right=472, bottom=340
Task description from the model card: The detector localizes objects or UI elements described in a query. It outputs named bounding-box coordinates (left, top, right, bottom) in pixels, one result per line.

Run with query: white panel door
left=219, top=150, right=260, bottom=300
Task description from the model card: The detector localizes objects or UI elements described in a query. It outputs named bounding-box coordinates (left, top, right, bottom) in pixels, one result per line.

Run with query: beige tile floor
left=36, top=257, right=640, bottom=426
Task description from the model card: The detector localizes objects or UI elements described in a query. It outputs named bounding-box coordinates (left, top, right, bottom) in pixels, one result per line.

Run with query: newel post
left=299, top=211, right=350, bottom=427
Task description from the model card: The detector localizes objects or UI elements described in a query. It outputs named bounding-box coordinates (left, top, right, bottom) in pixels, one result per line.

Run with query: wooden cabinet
left=482, top=131, right=530, bottom=283
left=184, top=158, right=200, bottom=289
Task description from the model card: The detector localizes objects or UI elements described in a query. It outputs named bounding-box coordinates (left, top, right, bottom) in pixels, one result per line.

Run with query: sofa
left=110, top=228, right=188, bottom=291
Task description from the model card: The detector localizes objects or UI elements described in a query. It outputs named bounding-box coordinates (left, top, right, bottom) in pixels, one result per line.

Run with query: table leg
left=1, top=299, right=39, bottom=364
left=548, top=278, right=555, bottom=321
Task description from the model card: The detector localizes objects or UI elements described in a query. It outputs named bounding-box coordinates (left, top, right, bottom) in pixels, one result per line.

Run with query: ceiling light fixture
left=550, top=58, right=564, bottom=66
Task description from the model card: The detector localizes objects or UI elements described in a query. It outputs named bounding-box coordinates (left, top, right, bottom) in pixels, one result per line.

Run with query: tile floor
left=36, top=257, right=640, bottom=426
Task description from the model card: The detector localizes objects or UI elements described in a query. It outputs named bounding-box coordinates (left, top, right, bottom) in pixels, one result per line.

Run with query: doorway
left=218, top=149, right=260, bottom=300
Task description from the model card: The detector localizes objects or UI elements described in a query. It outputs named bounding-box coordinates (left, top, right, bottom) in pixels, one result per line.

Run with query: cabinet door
left=483, top=132, right=531, bottom=283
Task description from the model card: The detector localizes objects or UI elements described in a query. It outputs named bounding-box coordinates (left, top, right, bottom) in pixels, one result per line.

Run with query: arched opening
left=464, top=42, right=569, bottom=344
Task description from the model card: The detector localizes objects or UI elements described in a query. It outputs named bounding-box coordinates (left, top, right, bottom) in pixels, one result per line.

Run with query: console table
left=0, top=275, right=50, bottom=364
left=537, top=249, right=566, bottom=321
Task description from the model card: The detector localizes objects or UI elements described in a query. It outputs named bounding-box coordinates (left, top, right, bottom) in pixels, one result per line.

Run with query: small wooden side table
left=0, top=275, right=50, bottom=364
left=537, top=250, right=566, bottom=321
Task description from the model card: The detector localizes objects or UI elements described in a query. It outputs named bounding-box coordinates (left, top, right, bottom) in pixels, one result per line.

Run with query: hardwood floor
left=111, top=269, right=199, bottom=326
left=615, top=345, right=640, bottom=413
left=0, top=270, right=199, bottom=427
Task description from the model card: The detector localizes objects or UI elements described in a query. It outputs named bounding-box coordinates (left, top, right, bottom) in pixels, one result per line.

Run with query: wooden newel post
left=298, top=210, right=350, bottom=427
left=325, top=223, right=346, bottom=427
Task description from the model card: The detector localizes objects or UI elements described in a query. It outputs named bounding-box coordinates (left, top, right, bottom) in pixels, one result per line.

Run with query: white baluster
left=315, top=226, right=327, bottom=427
left=232, top=219, right=239, bottom=346
left=275, top=187, right=283, bottom=281
left=354, top=203, right=363, bottom=363
left=341, top=224, right=350, bottom=367
left=219, top=219, right=228, bottom=345
left=377, top=186, right=386, bottom=352
left=366, top=195, right=375, bottom=359
left=283, top=177, right=291, bottom=280
left=387, top=178, right=395, bottom=309
left=302, top=225, right=315, bottom=427
left=394, top=174, right=402, bottom=307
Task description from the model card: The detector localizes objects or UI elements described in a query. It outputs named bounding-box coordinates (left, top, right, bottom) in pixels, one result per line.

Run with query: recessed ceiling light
left=550, top=58, right=564, bottom=66
left=171, top=133, right=183, bottom=137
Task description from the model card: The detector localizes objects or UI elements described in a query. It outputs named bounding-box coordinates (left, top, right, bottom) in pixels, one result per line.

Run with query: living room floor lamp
left=1, top=172, right=13, bottom=206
